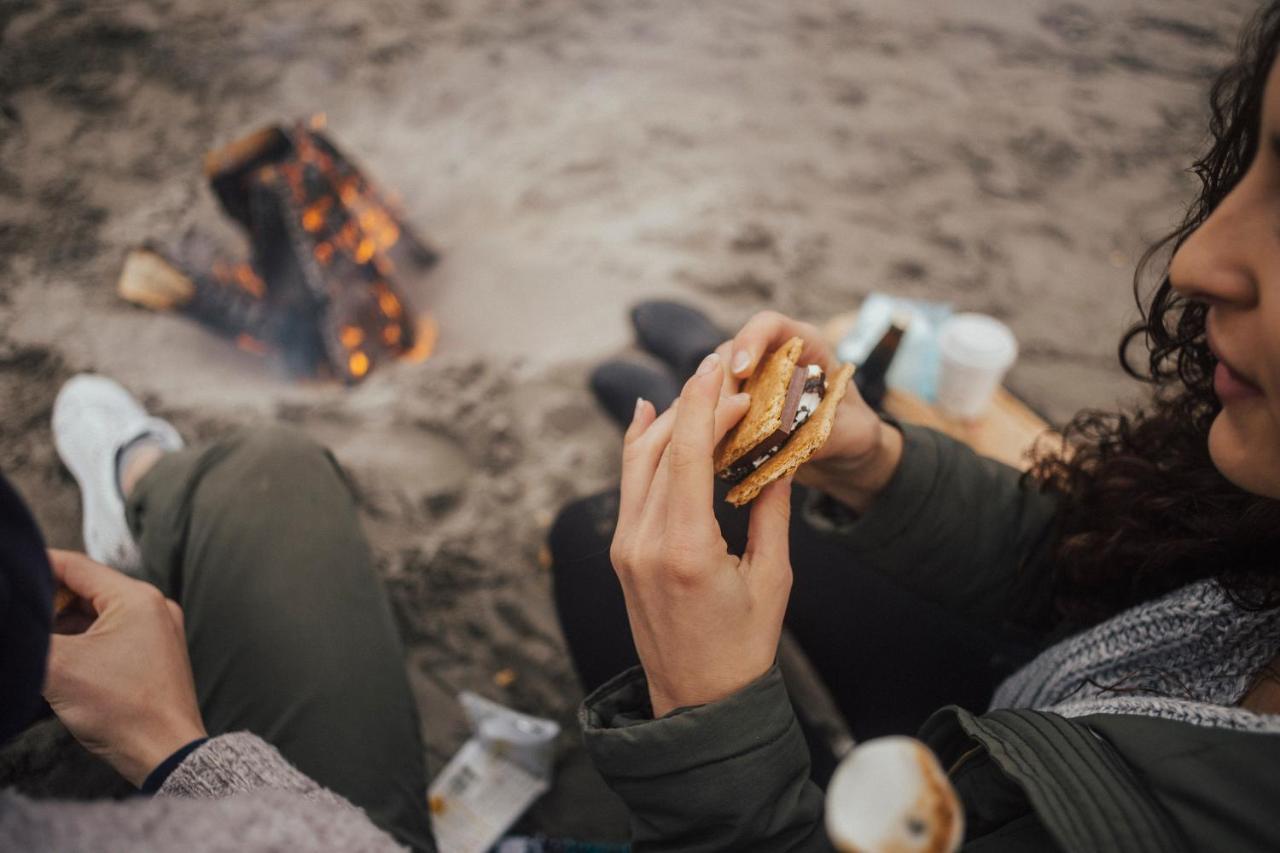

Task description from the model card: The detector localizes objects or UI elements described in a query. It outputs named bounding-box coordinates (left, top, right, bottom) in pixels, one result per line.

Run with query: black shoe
left=630, top=300, right=727, bottom=380
left=589, top=357, right=682, bottom=429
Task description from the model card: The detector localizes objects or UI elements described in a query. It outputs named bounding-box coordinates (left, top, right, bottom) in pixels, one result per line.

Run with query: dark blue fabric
left=0, top=471, right=54, bottom=744
left=141, top=737, right=209, bottom=794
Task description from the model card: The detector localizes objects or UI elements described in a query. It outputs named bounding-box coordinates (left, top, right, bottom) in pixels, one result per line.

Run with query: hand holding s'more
left=610, top=311, right=905, bottom=717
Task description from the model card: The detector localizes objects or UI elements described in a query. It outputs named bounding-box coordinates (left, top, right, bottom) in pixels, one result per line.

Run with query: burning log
left=119, top=116, right=438, bottom=383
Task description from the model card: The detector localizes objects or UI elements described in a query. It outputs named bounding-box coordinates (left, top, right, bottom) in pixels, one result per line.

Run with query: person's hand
left=711, top=310, right=904, bottom=512
left=42, top=549, right=207, bottom=787
left=611, top=353, right=792, bottom=717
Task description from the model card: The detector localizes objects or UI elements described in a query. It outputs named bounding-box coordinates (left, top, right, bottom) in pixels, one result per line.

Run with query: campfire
left=118, top=115, right=438, bottom=383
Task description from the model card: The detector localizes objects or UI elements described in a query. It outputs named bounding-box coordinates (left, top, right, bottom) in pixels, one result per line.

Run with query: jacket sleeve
left=802, top=424, right=1061, bottom=636
left=582, top=664, right=835, bottom=853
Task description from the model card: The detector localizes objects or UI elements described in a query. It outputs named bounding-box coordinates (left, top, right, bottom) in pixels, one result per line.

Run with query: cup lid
left=938, top=313, right=1017, bottom=370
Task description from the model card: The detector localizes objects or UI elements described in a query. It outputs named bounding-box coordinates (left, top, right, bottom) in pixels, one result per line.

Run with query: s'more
left=714, top=337, right=855, bottom=506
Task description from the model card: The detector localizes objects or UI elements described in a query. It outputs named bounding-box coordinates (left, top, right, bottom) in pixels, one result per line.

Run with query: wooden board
left=824, top=312, right=1057, bottom=471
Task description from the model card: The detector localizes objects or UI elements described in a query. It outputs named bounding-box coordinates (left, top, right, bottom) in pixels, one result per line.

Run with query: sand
left=0, top=0, right=1254, bottom=840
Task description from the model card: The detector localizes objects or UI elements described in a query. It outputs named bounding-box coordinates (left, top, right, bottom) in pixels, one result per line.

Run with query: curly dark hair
left=1032, top=2, right=1280, bottom=627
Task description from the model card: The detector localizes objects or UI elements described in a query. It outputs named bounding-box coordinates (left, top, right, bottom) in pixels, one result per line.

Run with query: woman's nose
left=1168, top=185, right=1260, bottom=307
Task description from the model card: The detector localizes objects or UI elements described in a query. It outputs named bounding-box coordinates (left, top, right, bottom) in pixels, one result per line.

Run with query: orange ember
left=301, top=199, right=331, bottom=232
left=348, top=351, right=370, bottom=377
left=236, top=334, right=268, bottom=355
left=233, top=264, right=265, bottom=298
left=340, top=326, right=364, bottom=348
left=377, top=289, right=402, bottom=318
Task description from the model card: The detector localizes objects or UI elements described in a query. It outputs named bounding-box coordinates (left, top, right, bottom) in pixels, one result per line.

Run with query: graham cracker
left=725, top=362, right=855, bottom=506
left=713, top=337, right=804, bottom=472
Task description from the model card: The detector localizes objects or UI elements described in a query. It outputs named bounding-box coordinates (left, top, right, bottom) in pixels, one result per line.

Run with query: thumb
left=745, top=476, right=793, bottom=568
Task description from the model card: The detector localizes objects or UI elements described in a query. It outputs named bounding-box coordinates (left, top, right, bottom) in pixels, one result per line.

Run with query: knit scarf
left=989, top=579, right=1280, bottom=732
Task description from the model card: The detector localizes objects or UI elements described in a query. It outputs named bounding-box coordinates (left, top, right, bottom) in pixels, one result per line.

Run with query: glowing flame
left=309, top=112, right=328, bottom=130
left=377, top=289, right=402, bottom=318
left=348, top=351, right=370, bottom=378
left=314, top=242, right=334, bottom=264
left=301, top=197, right=332, bottom=233
left=401, top=315, right=438, bottom=363
left=355, top=237, right=375, bottom=264
left=382, top=324, right=402, bottom=345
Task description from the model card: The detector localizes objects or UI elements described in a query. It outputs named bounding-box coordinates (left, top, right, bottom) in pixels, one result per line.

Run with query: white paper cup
left=936, top=314, right=1017, bottom=421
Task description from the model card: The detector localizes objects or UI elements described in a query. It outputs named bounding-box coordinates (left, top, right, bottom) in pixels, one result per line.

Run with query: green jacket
left=580, top=426, right=1280, bottom=852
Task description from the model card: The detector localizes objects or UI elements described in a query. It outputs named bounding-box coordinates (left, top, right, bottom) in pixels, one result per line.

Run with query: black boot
left=589, top=358, right=682, bottom=429
left=630, top=300, right=727, bottom=381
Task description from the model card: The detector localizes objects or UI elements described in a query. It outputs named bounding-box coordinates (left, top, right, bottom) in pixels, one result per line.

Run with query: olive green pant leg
left=125, top=425, right=435, bottom=852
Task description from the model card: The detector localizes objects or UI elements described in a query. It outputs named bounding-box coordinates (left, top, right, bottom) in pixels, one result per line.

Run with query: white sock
left=114, top=432, right=166, bottom=499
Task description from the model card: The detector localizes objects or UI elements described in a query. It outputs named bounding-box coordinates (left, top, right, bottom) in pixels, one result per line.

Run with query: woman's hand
left=42, top=549, right=207, bottom=787
left=611, top=354, right=794, bottom=717
left=712, top=310, right=904, bottom=512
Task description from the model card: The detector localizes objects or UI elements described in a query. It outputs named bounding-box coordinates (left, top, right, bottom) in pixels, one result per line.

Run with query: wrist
left=646, top=664, right=774, bottom=719
left=799, top=421, right=904, bottom=513
left=122, top=717, right=208, bottom=787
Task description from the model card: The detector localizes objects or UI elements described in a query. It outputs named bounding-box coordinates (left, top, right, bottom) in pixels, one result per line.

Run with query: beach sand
left=0, top=0, right=1252, bottom=839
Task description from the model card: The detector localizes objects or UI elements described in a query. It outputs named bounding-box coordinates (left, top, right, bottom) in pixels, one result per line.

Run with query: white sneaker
left=52, top=375, right=184, bottom=573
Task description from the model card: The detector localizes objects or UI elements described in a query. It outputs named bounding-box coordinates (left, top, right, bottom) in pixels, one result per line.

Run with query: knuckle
left=667, top=436, right=701, bottom=470
left=777, top=561, right=794, bottom=590
left=609, top=539, right=631, bottom=572
left=134, top=584, right=169, bottom=614
left=751, top=309, right=784, bottom=331
left=622, top=437, right=645, bottom=460
left=666, top=445, right=690, bottom=473
left=137, top=582, right=166, bottom=604
left=667, top=453, right=699, bottom=484
left=665, top=562, right=702, bottom=587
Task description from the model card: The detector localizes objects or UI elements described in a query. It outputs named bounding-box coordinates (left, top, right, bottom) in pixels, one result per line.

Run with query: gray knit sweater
left=0, top=732, right=405, bottom=852
left=991, top=578, right=1280, bottom=732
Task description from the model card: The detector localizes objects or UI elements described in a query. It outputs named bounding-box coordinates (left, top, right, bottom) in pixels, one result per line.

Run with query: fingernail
left=633, top=397, right=646, bottom=420
left=696, top=352, right=721, bottom=376
left=731, top=350, right=751, bottom=375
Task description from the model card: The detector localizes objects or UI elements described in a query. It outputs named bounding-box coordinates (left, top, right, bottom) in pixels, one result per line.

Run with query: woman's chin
left=1208, top=409, right=1280, bottom=499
